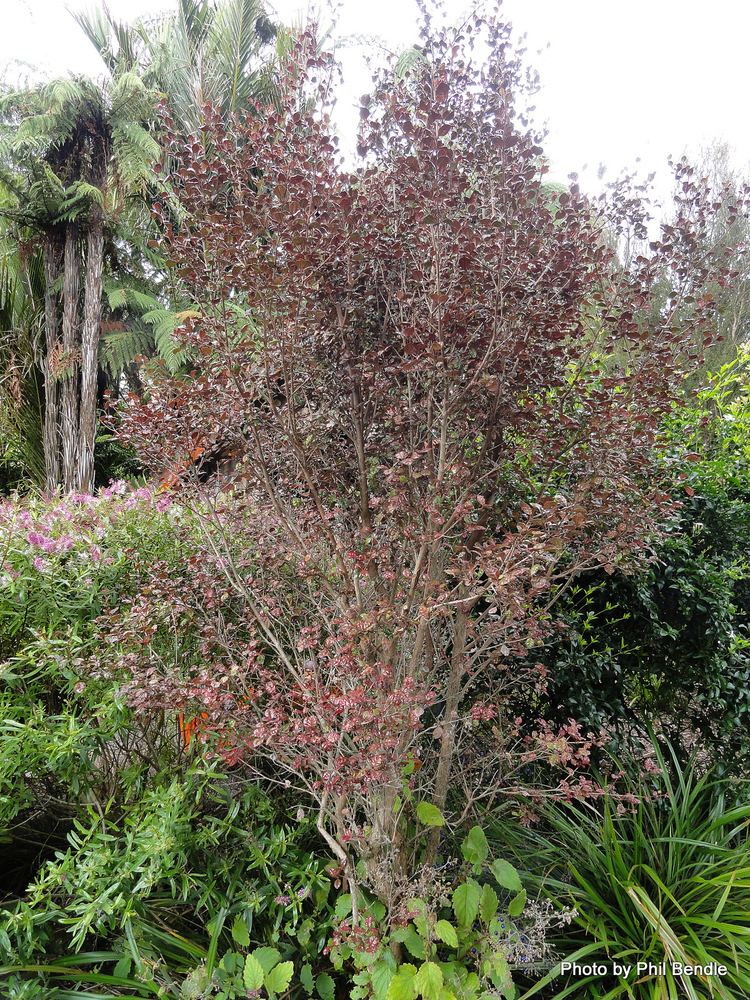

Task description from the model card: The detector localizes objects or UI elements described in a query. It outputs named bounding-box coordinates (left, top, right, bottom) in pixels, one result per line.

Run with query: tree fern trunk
left=42, top=231, right=63, bottom=492
left=77, top=212, right=104, bottom=494
left=60, top=223, right=80, bottom=492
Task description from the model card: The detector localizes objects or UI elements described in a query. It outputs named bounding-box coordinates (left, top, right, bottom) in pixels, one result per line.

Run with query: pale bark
left=77, top=212, right=104, bottom=494
left=426, top=600, right=468, bottom=864
left=42, top=232, right=62, bottom=492
left=60, top=224, right=80, bottom=492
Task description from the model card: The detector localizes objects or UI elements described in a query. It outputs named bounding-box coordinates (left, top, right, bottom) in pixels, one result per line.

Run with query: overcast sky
left=3, top=0, right=748, bottom=199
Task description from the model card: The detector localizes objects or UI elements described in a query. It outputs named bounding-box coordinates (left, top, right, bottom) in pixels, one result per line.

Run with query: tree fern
left=142, top=307, right=196, bottom=374
left=0, top=238, right=46, bottom=488
left=100, top=324, right=153, bottom=378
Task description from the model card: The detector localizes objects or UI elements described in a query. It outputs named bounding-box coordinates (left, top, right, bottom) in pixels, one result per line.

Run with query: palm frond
left=395, top=46, right=428, bottom=81
left=210, top=0, right=268, bottom=115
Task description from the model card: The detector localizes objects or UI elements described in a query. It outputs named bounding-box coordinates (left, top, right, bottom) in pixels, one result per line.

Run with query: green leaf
left=461, top=825, right=489, bottom=865
left=387, top=965, right=417, bottom=1000
left=414, top=961, right=444, bottom=1000
left=265, top=961, right=294, bottom=994
left=402, top=925, right=427, bottom=959
left=480, top=884, right=499, bottom=922
left=372, top=959, right=395, bottom=999
left=243, top=955, right=264, bottom=991
left=489, top=954, right=510, bottom=988
left=334, top=892, right=353, bottom=918
left=452, top=880, right=481, bottom=927
left=253, top=947, right=282, bottom=973
left=297, top=918, right=313, bottom=947
left=231, top=915, right=250, bottom=947
left=434, top=919, right=458, bottom=948
left=300, top=963, right=315, bottom=995
left=508, top=889, right=526, bottom=917
left=490, top=860, right=522, bottom=892
left=316, top=972, right=336, bottom=1000
left=416, top=802, right=445, bottom=827
left=404, top=897, right=428, bottom=937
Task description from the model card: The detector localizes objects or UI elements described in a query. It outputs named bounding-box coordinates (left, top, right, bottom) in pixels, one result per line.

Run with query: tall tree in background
left=0, top=72, right=159, bottom=492
left=696, top=142, right=750, bottom=365
left=0, top=0, right=280, bottom=494
left=76, top=0, right=281, bottom=132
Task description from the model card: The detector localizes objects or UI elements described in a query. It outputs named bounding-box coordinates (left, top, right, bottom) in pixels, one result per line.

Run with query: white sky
left=3, top=0, right=749, bottom=199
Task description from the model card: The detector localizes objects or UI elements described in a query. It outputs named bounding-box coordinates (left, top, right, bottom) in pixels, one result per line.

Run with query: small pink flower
left=33, top=556, right=46, bottom=571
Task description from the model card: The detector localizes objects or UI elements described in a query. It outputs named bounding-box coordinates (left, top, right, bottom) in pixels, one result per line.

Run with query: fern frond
left=143, top=306, right=195, bottom=373
left=100, top=324, right=152, bottom=376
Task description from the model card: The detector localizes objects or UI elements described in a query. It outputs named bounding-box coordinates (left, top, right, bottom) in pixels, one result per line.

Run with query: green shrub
left=495, top=747, right=750, bottom=999
left=519, top=350, right=750, bottom=763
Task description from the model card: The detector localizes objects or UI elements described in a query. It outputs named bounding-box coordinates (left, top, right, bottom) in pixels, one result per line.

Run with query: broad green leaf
left=300, top=963, right=315, bottom=995
left=372, top=959, right=395, bottom=999
left=231, top=915, right=250, bottom=947
left=405, top=897, right=428, bottom=917
left=334, top=893, right=353, bottom=918
left=461, top=825, right=489, bottom=865
left=508, top=889, right=526, bottom=917
left=316, top=972, right=336, bottom=1000
left=387, top=965, right=417, bottom=1000
left=402, top=925, right=427, bottom=959
left=464, top=973, right=481, bottom=993
left=112, top=956, right=131, bottom=979
left=490, top=859, right=522, bottom=892
left=414, top=961, right=444, bottom=1000
left=492, top=955, right=510, bottom=981
left=434, top=919, right=458, bottom=948
left=416, top=802, right=445, bottom=827
left=480, top=884, right=499, bottom=922
left=265, top=961, right=294, bottom=994
left=253, top=947, right=282, bottom=973
left=405, top=897, right=428, bottom=937
left=243, top=955, right=264, bottom=991
left=452, top=880, right=481, bottom=927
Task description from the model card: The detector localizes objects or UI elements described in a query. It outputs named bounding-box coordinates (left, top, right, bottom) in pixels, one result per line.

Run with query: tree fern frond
left=143, top=306, right=196, bottom=373
left=104, top=281, right=161, bottom=313
left=100, top=323, right=152, bottom=376
left=111, top=121, right=160, bottom=186
left=57, top=180, right=105, bottom=222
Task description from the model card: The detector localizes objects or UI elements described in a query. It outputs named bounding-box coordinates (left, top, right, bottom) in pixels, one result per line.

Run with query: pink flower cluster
left=0, top=481, right=174, bottom=575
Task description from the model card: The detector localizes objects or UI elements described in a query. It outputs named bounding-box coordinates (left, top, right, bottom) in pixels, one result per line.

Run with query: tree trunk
left=42, top=231, right=63, bottom=492
left=77, top=211, right=104, bottom=494
left=426, top=601, right=468, bottom=865
left=60, top=223, right=80, bottom=492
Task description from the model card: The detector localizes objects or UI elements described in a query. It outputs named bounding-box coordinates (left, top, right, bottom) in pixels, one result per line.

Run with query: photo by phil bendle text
left=561, top=961, right=729, bottom=978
